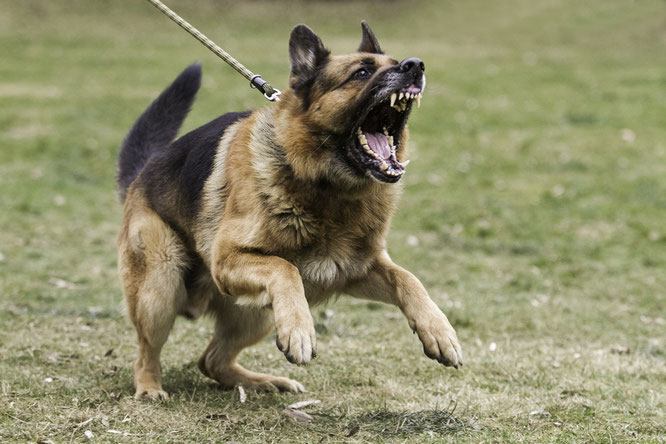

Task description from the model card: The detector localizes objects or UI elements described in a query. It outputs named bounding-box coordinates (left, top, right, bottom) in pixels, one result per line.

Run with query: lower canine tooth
left=399, top=92, right=404, bottom=101
left=380, top=161, right=388, bottom=171
left=416, top=94, right=421, bottom=108
left=390, top=93, right=397, bottom=107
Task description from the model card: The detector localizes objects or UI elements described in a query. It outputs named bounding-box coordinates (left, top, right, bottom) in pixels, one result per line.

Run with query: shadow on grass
left=341, top=408, right=479, bottom=438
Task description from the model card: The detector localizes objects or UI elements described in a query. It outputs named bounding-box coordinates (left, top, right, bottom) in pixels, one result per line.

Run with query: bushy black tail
left=117, top=63, right=202, bottom=201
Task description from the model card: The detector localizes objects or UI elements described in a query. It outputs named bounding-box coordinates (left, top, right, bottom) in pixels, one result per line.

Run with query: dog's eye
left=354, top=68, right=372, bottom=79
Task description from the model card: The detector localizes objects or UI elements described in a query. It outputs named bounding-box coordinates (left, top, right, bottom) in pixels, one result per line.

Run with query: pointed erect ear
left=358, top=20, right=383, bottom=54
left=289, top=24, right=330, bottom=89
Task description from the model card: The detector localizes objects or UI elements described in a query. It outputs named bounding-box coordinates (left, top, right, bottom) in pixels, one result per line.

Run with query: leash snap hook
left=250, top=74, right=281, bottom=102
left=263, top=88, right=282, bottom=102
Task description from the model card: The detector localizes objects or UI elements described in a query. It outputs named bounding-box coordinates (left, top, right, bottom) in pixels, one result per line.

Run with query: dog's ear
left=289, top=24, right=330, bottom=90
left=358, top=20, right=383, bottom=54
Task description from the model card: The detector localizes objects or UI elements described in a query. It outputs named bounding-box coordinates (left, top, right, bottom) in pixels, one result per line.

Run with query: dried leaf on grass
left=236, top=385, right=246, bottom=403
left=346, top=425, right=360, bottom=437
left=288, top=399, right=321, bottom=410
left=283, top=407, right=314, bottom=423
left=76, top=418, right=93, bottom=427
left=205, top=413, right=230, bottom=421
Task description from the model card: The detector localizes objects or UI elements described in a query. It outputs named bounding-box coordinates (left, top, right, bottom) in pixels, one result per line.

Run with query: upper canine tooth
left=380, top=161, right=388, bottom=171
left=400, top=159, right=411, bottom=167
left=390, top=93, right=397, bottom=107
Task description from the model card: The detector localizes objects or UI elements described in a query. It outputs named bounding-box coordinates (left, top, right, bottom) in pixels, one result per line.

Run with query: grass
left=1, top=0, right=665, bottom=442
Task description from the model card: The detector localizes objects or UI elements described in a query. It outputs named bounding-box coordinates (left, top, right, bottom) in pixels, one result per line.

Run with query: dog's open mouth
left=351, top=84, right=422, bottom=183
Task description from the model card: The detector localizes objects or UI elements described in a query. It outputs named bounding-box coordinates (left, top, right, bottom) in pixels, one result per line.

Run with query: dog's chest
left=270, top=197, right=388, bottom=291
left=294, top=238, right=372, bottom=290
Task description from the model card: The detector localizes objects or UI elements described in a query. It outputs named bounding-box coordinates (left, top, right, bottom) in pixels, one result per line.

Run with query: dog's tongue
left=364, top=132, right=392, bottom=160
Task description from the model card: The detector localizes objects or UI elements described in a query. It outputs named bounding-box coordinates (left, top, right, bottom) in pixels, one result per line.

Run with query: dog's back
left=117, top=64, right=250, bottom=235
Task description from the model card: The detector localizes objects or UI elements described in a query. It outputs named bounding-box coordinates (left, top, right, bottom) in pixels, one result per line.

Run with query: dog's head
left=277, top=21, right=425, bottom=186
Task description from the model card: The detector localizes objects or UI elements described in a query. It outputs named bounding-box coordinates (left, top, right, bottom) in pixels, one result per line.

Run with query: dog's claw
left=276, top=318, right=317, bottom=365
left=413, top=313, right=462, bottom=369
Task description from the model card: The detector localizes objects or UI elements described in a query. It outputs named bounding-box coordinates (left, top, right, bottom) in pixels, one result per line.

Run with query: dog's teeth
left=399, top=92, right=404, bottom=101
left=383, top=127, right=390, bottom=137
left=416, top=94, right=421, bottom=108
left=388, top=135, right=394, bottom=146
left=400, top=159, right=411, bottom=167
left=390, top=93, right=397, bottom=107
left=363, top=142, right=380, bottom=160
left=380, top=161, right=388, bottom=171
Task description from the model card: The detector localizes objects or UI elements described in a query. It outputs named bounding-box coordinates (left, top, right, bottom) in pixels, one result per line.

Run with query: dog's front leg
left=212, top=246, right=316, bottom=365
left=346, top=252, right=463, bottom=368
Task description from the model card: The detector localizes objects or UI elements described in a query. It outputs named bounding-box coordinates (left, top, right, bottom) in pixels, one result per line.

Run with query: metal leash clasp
left=250, top=74, right=281, bottom=102
left=263, top=88, right=281, bottom=102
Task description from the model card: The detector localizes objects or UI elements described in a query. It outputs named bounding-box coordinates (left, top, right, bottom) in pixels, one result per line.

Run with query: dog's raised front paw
left=411, top=313, right=463, bottom=368
left=275, top=317, right=317, bottom=365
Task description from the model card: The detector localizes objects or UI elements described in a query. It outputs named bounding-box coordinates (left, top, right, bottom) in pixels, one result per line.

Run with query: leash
left=145, top=0, right=281, bottom=102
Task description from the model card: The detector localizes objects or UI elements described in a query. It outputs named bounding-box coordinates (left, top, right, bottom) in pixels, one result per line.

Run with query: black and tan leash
left=145, top=0, right=281, bottom=102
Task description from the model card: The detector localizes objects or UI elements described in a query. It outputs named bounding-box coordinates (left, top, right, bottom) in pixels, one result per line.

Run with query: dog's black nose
left=398, top=57, right=425, bottom=75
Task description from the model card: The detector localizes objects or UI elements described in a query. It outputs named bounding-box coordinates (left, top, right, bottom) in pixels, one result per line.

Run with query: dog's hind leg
left=118, top=193, right=188, bottom=400
left=198, top=300, right=305, bottom=393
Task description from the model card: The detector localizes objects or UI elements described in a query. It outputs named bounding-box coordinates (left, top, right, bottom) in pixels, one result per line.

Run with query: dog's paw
left=253, top=377, right=306, bottom=393
left=411, top=313, right=463, bottom=368
left=275, top=318, right=317, bottom=365
left=134, top=387, right=169, bottom=401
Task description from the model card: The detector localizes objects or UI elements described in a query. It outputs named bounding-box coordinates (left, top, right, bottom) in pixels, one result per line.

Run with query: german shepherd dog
left=117, top=21, right=462, bottom=399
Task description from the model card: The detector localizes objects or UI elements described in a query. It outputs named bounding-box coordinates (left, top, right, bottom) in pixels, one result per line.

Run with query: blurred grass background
left=0, top=0, right=665, bottom=442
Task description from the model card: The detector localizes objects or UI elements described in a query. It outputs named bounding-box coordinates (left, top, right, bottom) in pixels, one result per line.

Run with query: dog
left=116, top=21, right=462, bottom=400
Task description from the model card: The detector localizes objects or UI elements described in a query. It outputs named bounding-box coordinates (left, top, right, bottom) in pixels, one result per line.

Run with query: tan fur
left=118, top=46, right=461, bottom=400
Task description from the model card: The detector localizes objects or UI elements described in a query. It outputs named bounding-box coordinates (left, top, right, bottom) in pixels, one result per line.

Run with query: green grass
left=1, top=0, right=665, bottom=442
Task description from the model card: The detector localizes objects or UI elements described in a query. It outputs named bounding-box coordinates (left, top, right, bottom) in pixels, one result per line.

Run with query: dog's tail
left=117, top=62, right=202, bottom=202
